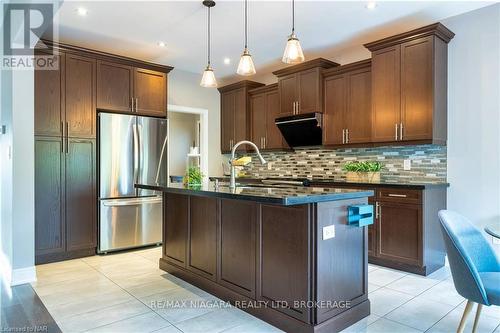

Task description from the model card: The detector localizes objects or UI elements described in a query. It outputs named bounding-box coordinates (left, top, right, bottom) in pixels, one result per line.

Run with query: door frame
left=166, top=104, right=209, bottom=184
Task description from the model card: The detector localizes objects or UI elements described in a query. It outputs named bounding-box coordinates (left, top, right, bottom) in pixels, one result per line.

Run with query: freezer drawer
left=99, top=196, right=162, bottom=252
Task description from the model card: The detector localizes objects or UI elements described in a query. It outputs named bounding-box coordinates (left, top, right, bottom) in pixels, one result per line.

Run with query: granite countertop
left=208, top=176, right=449, bottom=189
left=136, top=183, right=374, bottom=206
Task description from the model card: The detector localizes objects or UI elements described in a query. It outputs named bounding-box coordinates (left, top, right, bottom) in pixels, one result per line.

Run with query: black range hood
left=275, top=112, right=322, bottom=148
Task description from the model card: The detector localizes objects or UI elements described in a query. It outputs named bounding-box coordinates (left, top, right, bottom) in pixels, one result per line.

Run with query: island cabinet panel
left=65, top=54, right=96, bottom=138
left=258, top=205, right=310, bottom=322
left=187, top=196, right=217, bottom=280
left=164, top=193, right=189, bottom=267
left=96, top=61, right=134, bottom=113
left=218, top=199, right=257, bottom=298
left=35, top=50, right=64, bottom=137
left=65, top=139, right=96, bottom=251
left=316, top=199, right=369, bottom=324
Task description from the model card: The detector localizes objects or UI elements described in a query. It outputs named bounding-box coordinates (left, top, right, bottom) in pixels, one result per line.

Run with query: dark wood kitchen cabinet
left=249, top=84, right=287, bottom=150
left=273, top=58, right=338, bottom=116
left=365, top=23, right=454, bottom=145
left=164, top=193, right=189, bottom=267
left=323, top=59, right=372, bottom=146
left=97, top=61, right=168, bottom=117
left=218, top=80, right=264, bottom=153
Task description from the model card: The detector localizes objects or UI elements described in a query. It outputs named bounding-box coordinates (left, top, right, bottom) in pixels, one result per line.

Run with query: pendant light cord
left=208, top=6, right=211, bottom=65
left=292, top=0, right=295, bottom=33
left=244, top=0, right=248, bottom=49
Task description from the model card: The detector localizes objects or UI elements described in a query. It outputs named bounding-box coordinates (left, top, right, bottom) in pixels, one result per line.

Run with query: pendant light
left=236, top=0, right=256, bottom=76
left=282, top=0, right=305, bottom=64
left=200, top=0, right=217, bottom=88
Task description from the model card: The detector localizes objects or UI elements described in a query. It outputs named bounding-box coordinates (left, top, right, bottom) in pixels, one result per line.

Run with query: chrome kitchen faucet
left=229, top=140, right=267, bottom=190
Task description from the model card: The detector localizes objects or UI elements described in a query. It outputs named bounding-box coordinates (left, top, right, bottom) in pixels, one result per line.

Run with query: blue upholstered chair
left=438, top=210, right=500, bottom=333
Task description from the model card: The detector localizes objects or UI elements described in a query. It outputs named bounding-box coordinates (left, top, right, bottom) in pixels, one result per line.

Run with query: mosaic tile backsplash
left=240, top=145, right=447, bottom=184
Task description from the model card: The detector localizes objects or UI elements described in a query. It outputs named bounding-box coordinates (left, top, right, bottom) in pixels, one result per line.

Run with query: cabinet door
left=259, top=205, right=310, bottom=322
left=97, top=61, right=134, bottom=113
left=221, top=91, right=235, bottom=153
left=297, top=68, right=321, bottom=114
left=323, top=74, right=346, bottom=145
left=187, top=196, right=217, bottom=280
left=233, top=88, right=248, bottom=148
left=401, top=37, right=433, bottom=141
left=35, top=137, right=65, bottom=260
left=371, top=45, right=401, bottom=143
left=250, top=93, right=267, bottom=149
left=65, top=139, right=96, bottom=252
left=346, top=68, right=372, bottom=144
left=164, top=193, right=189, bottom=267
left=278, top=74, right=297, bottom=116
left=377, top=202, right=423, bottom=266
left=265, top=89, right=286, bottom=149
left=218, top=200, right=256, bottom=298
left=35, top=51, right=64, bottom=137
left=134, top=68, right=167, bottom=117
left=65, top=54, right=96, bottom=138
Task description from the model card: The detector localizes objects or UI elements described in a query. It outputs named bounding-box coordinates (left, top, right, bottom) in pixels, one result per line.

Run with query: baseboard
left=11, top=266, right=37, bottom=286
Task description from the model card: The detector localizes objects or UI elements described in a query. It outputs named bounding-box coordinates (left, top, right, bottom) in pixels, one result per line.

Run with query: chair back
left=438, top=210, right=499, bottom=305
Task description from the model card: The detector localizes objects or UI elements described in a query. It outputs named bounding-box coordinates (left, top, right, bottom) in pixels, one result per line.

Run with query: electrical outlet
left=322, top=225, right=335, bottom=240
left=403, top=159, right=411, bottom=171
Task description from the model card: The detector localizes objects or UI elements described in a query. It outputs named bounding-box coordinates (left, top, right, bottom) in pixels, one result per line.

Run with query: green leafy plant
left=343, top=161, right=383, bottom=173
left=185, top=166, right=203, bottom=184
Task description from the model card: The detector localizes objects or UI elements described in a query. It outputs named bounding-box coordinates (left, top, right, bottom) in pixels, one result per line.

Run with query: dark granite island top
left=136, top=183, right=374, bottom=206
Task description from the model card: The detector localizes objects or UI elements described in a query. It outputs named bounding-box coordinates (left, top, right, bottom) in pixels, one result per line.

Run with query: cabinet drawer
left=378, top=188, right=422, bottom=204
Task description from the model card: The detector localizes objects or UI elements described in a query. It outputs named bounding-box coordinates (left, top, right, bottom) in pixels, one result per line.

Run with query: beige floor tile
left=151, top=326, right=183, bottom=333
left=368, top=287, right=413, bottom=316
left=85, top=311, right=171, bottom=333
left=364, top=318, right=422, bottom=333
left=418, top=279, right=465, bottom=306
left=426, top=266, right=452, bottom=281
left=427, top=305, right=500, bottom=333
left=175, top=307, right=250, bottom=333
left=125, top=279, right=182, bottom=299
left=57, top=299, right=151, bottom=332
left=368, top=283, right=382, bottom=294
left=47, top=289, right=135, bottom=321
left=340, top=314, right=380, bottom=333
left=81, top=252, right=140, bottom=267
left=385, top=297, right=454, bottom=331
left=112, top=271, right=177, bottom=289
left=33, top=268, right=102, bottom=287
left=386, top=274, right=441, bottom=296
left=32, top=274, right=112, bottom=297
left=219, top=316, right=283, bottom=333
left=368, top=268, right=407, bottom=286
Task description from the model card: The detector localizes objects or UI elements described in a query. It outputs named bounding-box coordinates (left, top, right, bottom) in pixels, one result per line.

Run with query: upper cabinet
left=97, top=61, right=168, bottom=117
left=365, top=23, right=454, bottom=145
left=249, top=84, right=288, bottom=151
left=323, top=60, right=372, bottom=146
left=218, top=81, right=265, bottom=153
left=273, top=58, right=338, bottom=116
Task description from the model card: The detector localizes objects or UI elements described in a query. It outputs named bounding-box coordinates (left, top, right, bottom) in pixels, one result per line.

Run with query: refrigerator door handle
left=155, top=119, right=169, bottom=185
left=102, top=197, right=162, bottom=207
left=132, top=123, right=139, bottom=185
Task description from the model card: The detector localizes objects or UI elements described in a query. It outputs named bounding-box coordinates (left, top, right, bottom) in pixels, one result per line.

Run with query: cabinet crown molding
left=272, top=58, right=339, bottom=77
left=364, top=23, right=455, bottom=51
left=38, top=39, right=174, bottom=73
left=248, top=83, right=278, bottom=95
left=217, top=80, right=265, bottom=93
left=323, top=58, right=372, bottom=77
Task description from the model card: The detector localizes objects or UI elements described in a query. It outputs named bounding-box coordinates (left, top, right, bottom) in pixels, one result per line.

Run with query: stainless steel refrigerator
left=98, top=113, right=168, bottom=253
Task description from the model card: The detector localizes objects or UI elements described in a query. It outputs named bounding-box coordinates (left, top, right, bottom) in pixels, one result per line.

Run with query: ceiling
left=53, top=1, right=492, bottom=83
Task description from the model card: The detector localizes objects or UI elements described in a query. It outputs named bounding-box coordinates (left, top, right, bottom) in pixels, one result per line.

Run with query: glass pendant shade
left=200, top=66, right=217, bottom=87
left=282, top=33, right=305, bottom=64
left=237, top=49, right=256, bottom=76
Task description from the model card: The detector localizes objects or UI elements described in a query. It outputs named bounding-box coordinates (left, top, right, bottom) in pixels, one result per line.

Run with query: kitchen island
left=136, top=182, right=374, bottom=333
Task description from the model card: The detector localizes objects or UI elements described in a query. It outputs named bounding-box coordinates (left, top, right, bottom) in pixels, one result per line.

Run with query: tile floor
left=32, top=247, right=500, bottom=333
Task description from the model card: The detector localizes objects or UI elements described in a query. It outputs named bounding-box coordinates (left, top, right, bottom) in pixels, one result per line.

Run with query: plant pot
left=346, top=171, right=381, bottom=183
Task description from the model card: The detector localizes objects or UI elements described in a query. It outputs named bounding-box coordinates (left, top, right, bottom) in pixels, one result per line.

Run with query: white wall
left=168, top=69, right=222, bottom=176
left=169, top=112, right=199, bottom=176
left=442, top=4, right=500, bottom=233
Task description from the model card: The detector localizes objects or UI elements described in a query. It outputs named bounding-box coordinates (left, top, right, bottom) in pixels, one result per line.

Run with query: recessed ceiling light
left=158, top=41, right=166, bottom=48
left=223, top=58, right=231, bottom=65
left=366, top=1, right=377, bottom=10
left=76, top=7, right=88, bottom=16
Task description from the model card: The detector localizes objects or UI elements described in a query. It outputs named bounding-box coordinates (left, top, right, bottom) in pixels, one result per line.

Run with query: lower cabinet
left=35, top=137, right=96, bottom=264
left=164, top=193, right=189, bottom=266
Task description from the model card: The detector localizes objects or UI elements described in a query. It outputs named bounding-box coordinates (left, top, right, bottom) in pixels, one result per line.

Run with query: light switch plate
left=323, top=225, right=335, bottom=240
left=404, top=159, right=411, bottom=171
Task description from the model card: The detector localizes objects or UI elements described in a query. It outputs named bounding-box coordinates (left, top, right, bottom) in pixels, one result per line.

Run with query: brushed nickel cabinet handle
left=65, top=122, right=69, bottom=154
left=296, top=101, right=299, bottom=114
left=131, top=97, right=134, bottom=111
left=135, top=98, right=138, bottom=112
left=342, top=129, right=345, bottom=144
left=61, top=121, right=64, bottom=153
left=400, top=122, right=403, bottom=140
left=388, top=193, right=407, bottom=198
left=264, top=137, right=267, bottom=149
left=346, top=129, right=349, bottom=143
left=375, top=202, right=380, bottom=219
left=395, top=123, right=399, bottom=141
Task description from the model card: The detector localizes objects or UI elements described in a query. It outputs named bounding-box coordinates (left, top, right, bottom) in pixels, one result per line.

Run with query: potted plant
left=343, top=161, right=383, bottom=183
left=184, top=166, right=204, bottom=187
